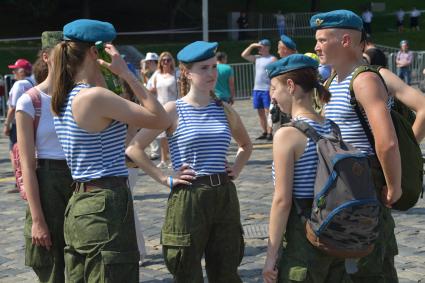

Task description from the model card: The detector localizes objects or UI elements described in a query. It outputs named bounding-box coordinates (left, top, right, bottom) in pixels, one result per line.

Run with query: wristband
left=169, top=176, right=173, bottom=190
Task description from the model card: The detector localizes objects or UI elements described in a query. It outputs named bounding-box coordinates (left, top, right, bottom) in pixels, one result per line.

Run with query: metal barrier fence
left=387, top=51, right=425, bottom=85
left=231, top=62, right=254, bottom=100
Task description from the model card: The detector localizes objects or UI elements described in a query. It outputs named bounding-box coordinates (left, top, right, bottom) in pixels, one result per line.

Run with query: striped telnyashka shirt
left=272, top=117, right=333, bottom=199
left=54, top=84, right=128, bottom=182
left=168, top=99, right=231, bottom=176
left=324, top=72, right=375, bottom=155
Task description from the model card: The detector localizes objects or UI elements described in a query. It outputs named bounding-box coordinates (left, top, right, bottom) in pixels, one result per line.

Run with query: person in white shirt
left=362, top=8, right=373, bottom=35
left=15, top=31, right=73, bottom=283
left=396, top=8, right=405, bottom=32
left=410, top=7, right=421, bottom=31
left=4, top=58, right=34, bottom=193
left=274, top=10, right=285, bottom=36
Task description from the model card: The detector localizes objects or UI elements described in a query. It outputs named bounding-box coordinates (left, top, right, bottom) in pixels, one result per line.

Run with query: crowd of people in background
left=2, top=5, right=425, bottom=283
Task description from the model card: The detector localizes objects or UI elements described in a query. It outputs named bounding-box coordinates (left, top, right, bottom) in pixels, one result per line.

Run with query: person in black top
left=237, top=12, right=248, bottom=40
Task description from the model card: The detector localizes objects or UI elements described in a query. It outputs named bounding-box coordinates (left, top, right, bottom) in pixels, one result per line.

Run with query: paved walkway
left=0, top=100, right=424, bottom=282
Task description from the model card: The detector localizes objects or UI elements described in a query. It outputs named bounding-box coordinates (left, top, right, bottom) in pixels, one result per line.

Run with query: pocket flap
left=73, top=196, right=105, bottom=216
left=101, top=250, right=140, bottom=264
left=288, top=266, right=307, bottom=281
left=161, top=232, right=191, bottom=247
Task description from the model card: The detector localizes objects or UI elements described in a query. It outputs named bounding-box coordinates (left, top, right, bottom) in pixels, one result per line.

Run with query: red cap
left=8, top=59, right=32, bottom=70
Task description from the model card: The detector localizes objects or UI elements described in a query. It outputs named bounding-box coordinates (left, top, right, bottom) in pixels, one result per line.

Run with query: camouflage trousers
left=64, top=177, right=139, bottom=283
left=350, top=158, right=398, bottom=283
left=24, top=162, right=73, bottom=283
left=277, top=205, right=351, bottom=283
left=161, top=175, right=244, bottom=283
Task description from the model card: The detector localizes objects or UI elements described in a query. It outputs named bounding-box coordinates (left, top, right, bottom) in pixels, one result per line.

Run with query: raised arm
left=125, top=102, right=195, bottom=188
left=353, top=72, right=401, bottom=206
left=380, top=67, right=425, bottom=142
left=241, top=43, right=261, bottom=62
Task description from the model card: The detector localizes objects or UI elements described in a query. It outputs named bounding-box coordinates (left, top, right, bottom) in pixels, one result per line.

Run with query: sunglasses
left=161, top=58, right=171, bottom=63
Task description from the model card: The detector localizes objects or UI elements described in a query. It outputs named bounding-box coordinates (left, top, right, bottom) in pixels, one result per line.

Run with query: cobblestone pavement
left=0, top=99, right=424, bottom=282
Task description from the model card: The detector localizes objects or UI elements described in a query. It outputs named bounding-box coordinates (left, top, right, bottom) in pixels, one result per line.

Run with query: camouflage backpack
left=325, top=65, right=423, bottom=211
left=288, top=120, right=380, bottom=258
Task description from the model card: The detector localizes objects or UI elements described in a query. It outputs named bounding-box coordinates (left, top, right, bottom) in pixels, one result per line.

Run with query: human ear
left=287, top=79, right=295, bottom=95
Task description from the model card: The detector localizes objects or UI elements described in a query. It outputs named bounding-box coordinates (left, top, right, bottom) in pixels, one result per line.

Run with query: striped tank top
left=53, top=84, right=128, bottom=181
left=273, top=117, right=332, bottom=199
left=168, top=99, right=231, bottom=176
left=324, top=72, right=374, bottom=155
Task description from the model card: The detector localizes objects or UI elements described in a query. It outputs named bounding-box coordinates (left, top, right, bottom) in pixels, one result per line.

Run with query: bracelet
left=169, top=176, right=173, bottom=190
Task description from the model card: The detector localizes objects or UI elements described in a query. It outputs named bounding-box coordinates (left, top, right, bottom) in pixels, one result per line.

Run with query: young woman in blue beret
left=262, top=54, right=350, bottom=283
left=50, top=19, right=170, bottom=282
left=126, top=41, right=252, bottom=282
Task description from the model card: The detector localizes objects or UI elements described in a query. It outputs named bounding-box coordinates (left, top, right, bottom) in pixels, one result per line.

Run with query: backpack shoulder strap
left=282, top=120, right=321, bottom=143
left=25, top=87, right=42, bottom=139
left=25, top=79, right=34, bottom=87
left=348, top=65, right=388, bottom=153
left=324, top=71, right=337, bottom=90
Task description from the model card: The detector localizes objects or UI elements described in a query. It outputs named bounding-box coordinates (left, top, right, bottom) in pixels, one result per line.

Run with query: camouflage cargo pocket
left=161, top=232, right=191, bottom=275
left=100, top=250, right=139, bottom=283
left=70, top=193, right=109, bottom=248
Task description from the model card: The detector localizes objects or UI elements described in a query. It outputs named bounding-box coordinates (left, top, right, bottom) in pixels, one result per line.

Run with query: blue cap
left=259, top=39, right=271, bottom=46
left=266, top=54, right=319, bottom=79
left=310, top=10, right=363, bottom=31
left=177, top=41, right=218, bottom=63
left=63, top=19, right=116, bottom=43
left=280, top=34, right=297, bottom=50
left=400, top=40, right=408, bottom=46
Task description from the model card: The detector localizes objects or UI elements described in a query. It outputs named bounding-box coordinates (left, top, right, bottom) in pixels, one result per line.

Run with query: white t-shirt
left=396, top=10, right=405, bottom=21
left=8, top=77, right=35, bottom=108
left=411, top=9, right=421, bottom=18
left=254, top=55, right=275, bottom=91
left=16, top=88, right=65, bottom=160
left=154, top=72, right=178, bottom=105
left=146, top=70, right=159, bottom=90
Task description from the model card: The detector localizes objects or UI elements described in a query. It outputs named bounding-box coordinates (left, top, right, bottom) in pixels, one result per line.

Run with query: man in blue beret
left=277, top=34, right=297, bottom=58
left=311, top=9, right=401, bottom=282
left=241, top=39, right=277, bottom=140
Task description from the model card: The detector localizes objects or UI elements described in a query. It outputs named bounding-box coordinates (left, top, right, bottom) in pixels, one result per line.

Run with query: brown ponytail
left=51, top=41, right=91, bottom=115
left=315, top=82, right=331, bottom=104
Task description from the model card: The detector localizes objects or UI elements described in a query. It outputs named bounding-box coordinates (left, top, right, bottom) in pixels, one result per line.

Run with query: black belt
left=190, top=173, right=231, bottom=187
left=37, top=159, right=69, bottom=170
left=74, top=176, right=128, bottom=193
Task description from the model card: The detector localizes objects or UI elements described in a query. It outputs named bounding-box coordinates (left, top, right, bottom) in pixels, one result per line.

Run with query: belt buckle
left=209, top=174, right=221, bottom=187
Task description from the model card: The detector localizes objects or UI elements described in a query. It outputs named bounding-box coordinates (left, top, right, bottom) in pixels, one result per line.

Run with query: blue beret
left=280, top=34, right=297, bottom=50
left=259, top=39, right=271, bottom=46
left=63, top=19, right=116, bottom=43
left=266, top=54, right=319, bottom=79
left=177, top=41, right=218, bottom=63
left=310, top=10, right=363, bottom=31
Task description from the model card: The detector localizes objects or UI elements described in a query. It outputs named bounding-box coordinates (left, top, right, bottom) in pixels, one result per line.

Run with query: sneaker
left=256, top=132, right=268, bottom=140
left=156, top=161, right=167, bottom=169
left=267, top=133, right=273, bottom=141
